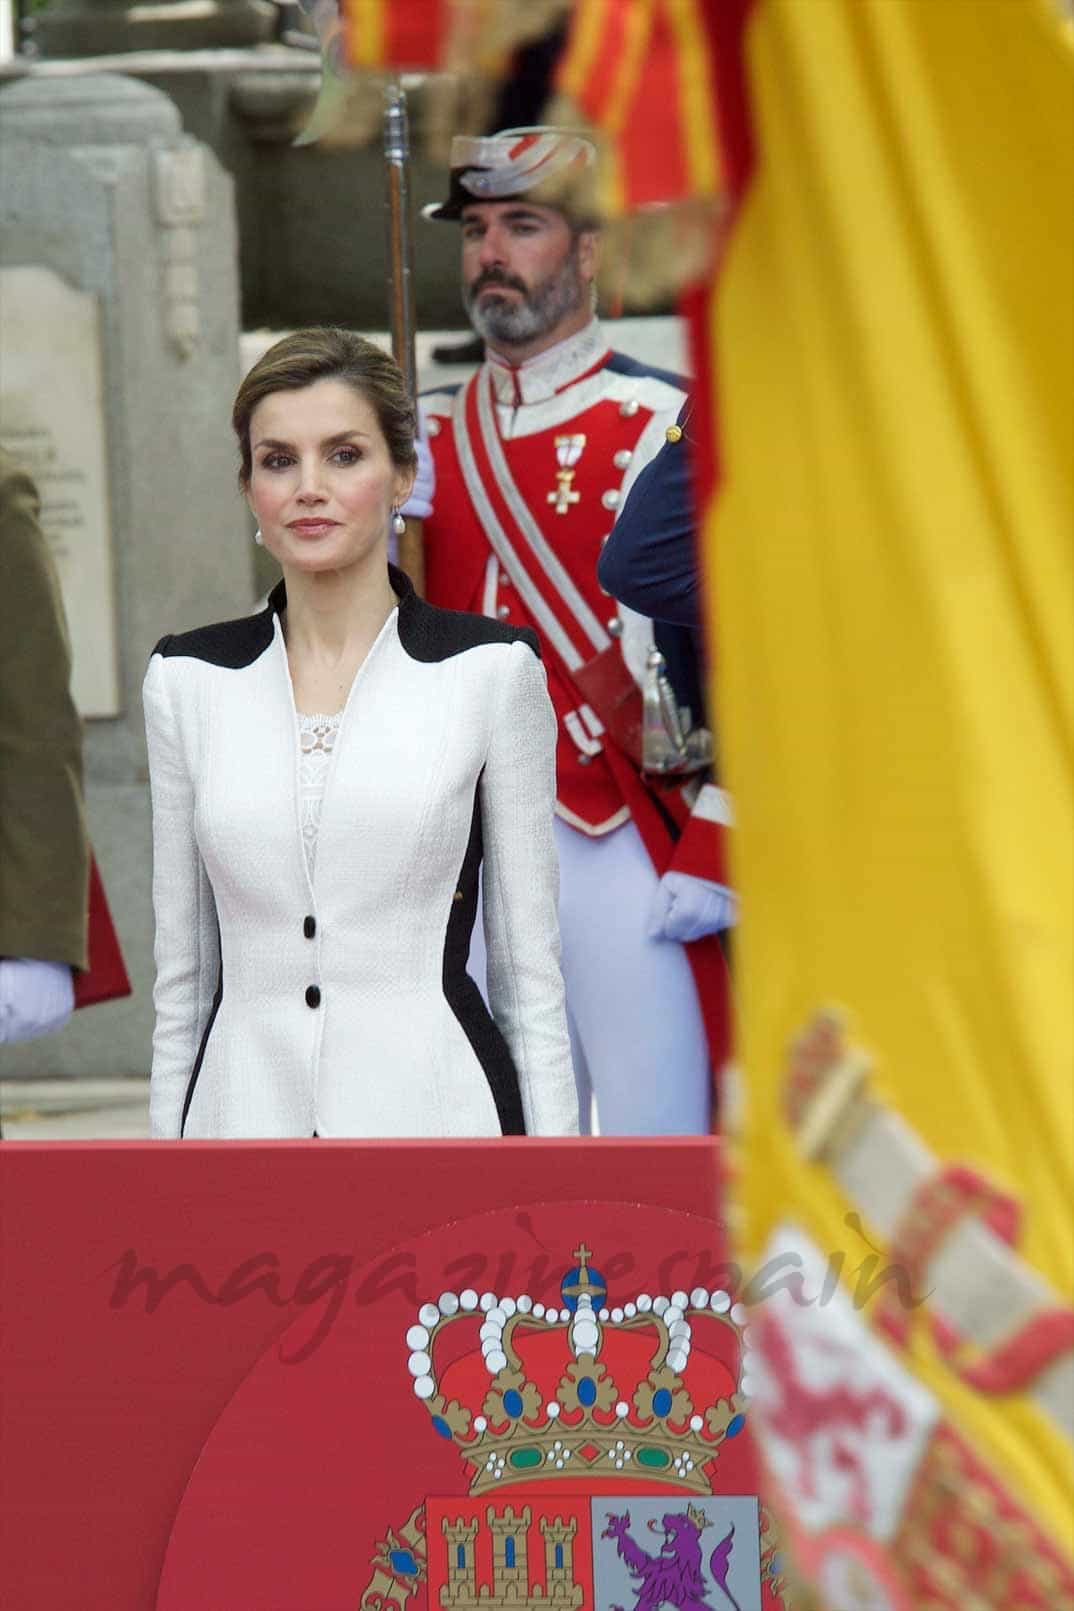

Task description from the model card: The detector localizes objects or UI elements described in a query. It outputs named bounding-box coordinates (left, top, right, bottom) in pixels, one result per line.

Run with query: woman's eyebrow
left=253, top=430, right=370, bottom=451
left=321, top=430, right=370, bottom=448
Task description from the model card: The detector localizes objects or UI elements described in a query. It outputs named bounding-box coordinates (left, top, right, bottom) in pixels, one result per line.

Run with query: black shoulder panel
left=604, top=350, right=687, bottom=392
left=391, top=564, right=541, bottom=665
left=151, top=606, right=274, bottom=669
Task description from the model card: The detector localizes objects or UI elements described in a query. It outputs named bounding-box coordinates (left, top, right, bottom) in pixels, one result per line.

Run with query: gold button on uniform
left=665, top=422, right=683, bottom=443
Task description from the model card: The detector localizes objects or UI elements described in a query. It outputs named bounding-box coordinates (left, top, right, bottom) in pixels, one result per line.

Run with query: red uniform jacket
left=421, top=322, right=732, bottom=1073
left=422, top=320, right=688, bottom=837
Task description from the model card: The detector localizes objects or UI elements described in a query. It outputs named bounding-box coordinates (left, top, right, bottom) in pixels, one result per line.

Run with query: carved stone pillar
left=0, top=72, right=251, bottom=1076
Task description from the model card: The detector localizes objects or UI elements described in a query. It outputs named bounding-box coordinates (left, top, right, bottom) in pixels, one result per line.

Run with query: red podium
left=0, top=1140, right=787, bottom=1609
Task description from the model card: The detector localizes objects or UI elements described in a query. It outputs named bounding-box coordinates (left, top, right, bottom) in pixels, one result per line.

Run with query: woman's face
left=245, top=378, right=413, bottom=576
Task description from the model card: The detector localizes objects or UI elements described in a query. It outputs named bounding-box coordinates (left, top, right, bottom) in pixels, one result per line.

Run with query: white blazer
left=143, top=566, right=579, bottom=1139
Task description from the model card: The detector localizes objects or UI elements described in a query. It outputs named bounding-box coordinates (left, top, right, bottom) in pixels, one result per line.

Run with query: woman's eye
left=262, top=453, right=293, bottom=471
left=332, top=446, right=361, bottom=465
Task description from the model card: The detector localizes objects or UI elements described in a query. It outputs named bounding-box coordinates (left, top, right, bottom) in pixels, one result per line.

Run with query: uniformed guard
left=411, top=127, right=733, bottom=1134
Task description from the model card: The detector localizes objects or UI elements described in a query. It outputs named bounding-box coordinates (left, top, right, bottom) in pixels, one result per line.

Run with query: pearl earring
left=252, top=526, right=264, bottom=546
left=392, top=509, right=406, bottom=537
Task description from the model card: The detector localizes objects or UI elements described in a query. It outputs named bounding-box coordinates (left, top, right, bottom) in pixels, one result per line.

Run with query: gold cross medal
left=547, top=434, right=586, bottom=514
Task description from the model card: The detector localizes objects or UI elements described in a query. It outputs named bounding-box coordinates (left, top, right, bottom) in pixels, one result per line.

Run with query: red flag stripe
left=344, top=0, right=450, bottom=69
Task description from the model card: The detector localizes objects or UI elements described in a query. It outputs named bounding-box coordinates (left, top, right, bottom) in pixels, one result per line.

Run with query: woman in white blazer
left=144, top=329, right=579, bottom=1139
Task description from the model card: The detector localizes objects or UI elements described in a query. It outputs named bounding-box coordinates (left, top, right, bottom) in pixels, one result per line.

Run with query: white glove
left=647, top=870, right=737, bottom=943
left=0, top=958, right=75, bottom=1044
left=400, top=404, right=435, bottom=521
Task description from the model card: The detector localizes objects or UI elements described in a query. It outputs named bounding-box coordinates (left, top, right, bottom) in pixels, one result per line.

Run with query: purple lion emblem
left=602, top=1507, right=743, bottom=1611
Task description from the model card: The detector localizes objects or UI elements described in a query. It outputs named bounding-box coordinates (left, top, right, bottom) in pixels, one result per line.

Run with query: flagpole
left=383, top=77, right=425, bottom=594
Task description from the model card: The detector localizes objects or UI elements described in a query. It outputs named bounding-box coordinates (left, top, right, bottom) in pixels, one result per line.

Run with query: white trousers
left=469, top=816, right=711, bottom=1135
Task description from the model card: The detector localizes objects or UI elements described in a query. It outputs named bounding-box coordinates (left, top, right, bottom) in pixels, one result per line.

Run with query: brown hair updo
left=232, top=327, right=418, bottom=486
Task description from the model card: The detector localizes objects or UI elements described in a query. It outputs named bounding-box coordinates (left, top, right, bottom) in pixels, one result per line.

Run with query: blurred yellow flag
left=700, top=0, right=1074, bottom=1597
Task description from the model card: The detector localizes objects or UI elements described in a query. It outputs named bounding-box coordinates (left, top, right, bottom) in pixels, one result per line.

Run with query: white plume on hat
left=423, top=126, right=599, bottom=221
left=452, top=129, right=595, bottom=199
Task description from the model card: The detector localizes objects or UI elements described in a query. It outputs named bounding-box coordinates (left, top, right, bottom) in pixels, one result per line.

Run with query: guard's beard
left=463, top=250, right=588, bottom=347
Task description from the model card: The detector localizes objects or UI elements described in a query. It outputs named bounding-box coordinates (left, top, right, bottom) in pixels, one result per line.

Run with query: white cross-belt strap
left=474, top=373, right=612, bottom=659
left=452, top=380, right=586, bottom=673
left=481, top=555, right=499, bottom=619
left=454, top=372, right=619, bottom=677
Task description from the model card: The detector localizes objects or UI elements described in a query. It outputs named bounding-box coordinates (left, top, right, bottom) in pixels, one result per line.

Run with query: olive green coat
left=0, top=450, right=88, bottom=968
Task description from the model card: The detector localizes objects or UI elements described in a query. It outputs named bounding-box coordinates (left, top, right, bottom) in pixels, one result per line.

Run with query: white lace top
left=298, top=712, right=342, bottom=874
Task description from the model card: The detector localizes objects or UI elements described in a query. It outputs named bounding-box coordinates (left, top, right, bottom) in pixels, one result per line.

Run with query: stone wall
left=0, top=45, right=473, bottom=331
left=0, top=73, right=253, bottom=1076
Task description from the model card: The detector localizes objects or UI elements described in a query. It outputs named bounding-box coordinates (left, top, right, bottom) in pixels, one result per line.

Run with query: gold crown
left=406, top=1242, right=753, bottom=1495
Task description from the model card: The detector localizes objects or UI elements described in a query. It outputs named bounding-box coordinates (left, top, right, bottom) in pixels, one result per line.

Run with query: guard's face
left=245, top=379, right=413, bottom=577
left=460, top=202, right=597, bottom=346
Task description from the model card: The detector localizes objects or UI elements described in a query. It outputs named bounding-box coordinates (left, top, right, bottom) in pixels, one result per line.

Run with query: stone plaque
left=0, top=265, right=120, bottom=716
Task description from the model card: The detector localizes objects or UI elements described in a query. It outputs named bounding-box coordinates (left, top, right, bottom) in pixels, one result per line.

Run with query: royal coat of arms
left=364, top=1240, right=788, bottom=1611
left=153, top=1203, right=790, bottom=1609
